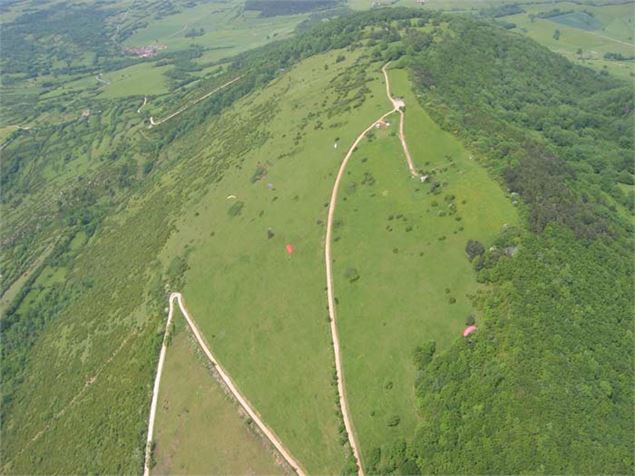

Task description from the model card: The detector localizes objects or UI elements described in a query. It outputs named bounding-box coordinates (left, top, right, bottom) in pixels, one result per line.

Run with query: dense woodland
left=1, top=5, right=632, bottom=474
left=401, top=15, right=634, bottom=475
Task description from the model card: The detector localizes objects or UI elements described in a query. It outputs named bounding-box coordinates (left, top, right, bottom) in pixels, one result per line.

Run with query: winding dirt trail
left=149, top=77, right=241, bottom=127
left=143, top=292, right=306, bottom=476
left=137, top=96, right=147, bottom=114
left=323, top=62, right=420, bottom=476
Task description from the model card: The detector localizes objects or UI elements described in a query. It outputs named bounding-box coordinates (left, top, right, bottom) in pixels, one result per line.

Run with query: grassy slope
left=333, top=67, right=517, bottom=462
left=153, top=308, right=283, bottom=475
left=158, top=50, right=391, bottom=473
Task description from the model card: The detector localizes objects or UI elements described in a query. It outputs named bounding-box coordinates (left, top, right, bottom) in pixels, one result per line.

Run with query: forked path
left=144, top=292, right=306, bottom=476
left=324, top=62, right=420, bottom=476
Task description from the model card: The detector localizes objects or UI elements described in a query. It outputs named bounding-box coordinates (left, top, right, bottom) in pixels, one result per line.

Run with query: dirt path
left=137, top=96, right=147, bottom=114
left=324, top=62, right=420, bottom=476
left=95, top=74, right=110, bottom=85
left=149, top=77, right=241, bottom=127
left=144, top=292, right=306, bottom=476
left=382, top=63, right=419, bottom=178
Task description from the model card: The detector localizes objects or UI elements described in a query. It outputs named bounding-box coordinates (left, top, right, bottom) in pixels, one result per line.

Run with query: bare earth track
left=323, top=62, right=421, bottom=476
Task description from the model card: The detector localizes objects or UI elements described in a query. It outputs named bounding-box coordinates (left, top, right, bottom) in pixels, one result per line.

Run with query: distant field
left=506, top=2, right=635, bottom=80
left=153, top=309, right=283, bottom=475
left=124, top=2, right=305, bottom=61
left=99, top=63, right=171, bottom=98
left=332, top=67, right=518, bottom=464
left=549, top=11, right=602, bottom=31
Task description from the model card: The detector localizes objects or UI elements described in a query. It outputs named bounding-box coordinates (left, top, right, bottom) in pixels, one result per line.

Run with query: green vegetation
left=168, top=49, right=392, bottom=474
left=503, top=2, right=635, bottom=80
left=1, top=4, right=632, bottom=475
left=98, top=63, right=170, bottom=98
left=401, top=13, right=634, bottom=474
left=332, top=68, right=516, bottom=467
left=153, top=308, right=284, bottom=475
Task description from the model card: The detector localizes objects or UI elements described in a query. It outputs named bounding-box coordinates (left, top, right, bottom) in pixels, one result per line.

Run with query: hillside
left=1, top=5, right=633, bottom=475
left=152, top=306, right=285, bottom=475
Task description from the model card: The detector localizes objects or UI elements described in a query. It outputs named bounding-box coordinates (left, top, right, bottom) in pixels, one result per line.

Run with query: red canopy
left=463, top=325, right=477, bottom=337
left=285, top=244, right=294, bottom=254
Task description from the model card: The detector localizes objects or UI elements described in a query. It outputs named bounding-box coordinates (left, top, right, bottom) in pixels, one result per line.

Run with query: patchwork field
left=152, top=308, right=284, bottom=475
left=332, top=67, right=518, bottom=464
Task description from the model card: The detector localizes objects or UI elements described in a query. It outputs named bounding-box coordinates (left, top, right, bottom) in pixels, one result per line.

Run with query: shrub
left=227, top=201, right=244, bottom=217
left=413, top=341, right=436, bottom=370
left=387, top=415, right=401, bottom=427
left=465, top=239, right=485, bottom=260
left=344, top=267, right=360, bottom=283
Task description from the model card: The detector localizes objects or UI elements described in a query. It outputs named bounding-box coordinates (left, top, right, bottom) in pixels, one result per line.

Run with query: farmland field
left=152, top=308, right=284, bottom=475
left=124, top=1, right=306, bottom=62
left=99, top=63, right=171, bottom=98
left=506, top=2, right=635, bottom=79
left=332, top=67, right=518, bottom=463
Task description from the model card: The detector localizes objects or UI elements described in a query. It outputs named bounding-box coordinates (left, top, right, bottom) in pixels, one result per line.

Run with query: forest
left=399, top=14, right=634, bottom=475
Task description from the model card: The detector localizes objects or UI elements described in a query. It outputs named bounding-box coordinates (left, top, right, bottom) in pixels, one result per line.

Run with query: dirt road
left=149, top=77, right=241, bottom=127
left=382, top=62, right=418, bottom=178
left=144, top=292, right=306, bottom=476
left=323, top=62, right=419, bottom=476
left=137, top=96, right=147, bottom=114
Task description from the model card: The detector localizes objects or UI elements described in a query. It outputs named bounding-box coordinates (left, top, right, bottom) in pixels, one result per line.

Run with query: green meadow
left=158, top=50, right=393, bottom=473
left=153, top=308, right=283, bottom=475
left=99, top=63, right=171, bottom=98
left=332, top=67, right=518, bottom=465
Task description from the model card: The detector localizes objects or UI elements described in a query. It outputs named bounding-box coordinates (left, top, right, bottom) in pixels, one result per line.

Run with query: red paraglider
left=463, top=325, right=477, bottom=337
left=285, top=244, right=294, bottom=255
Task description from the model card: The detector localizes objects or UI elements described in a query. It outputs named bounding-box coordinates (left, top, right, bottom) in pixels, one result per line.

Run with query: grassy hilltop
left=1, top=4, right=633, bottom=475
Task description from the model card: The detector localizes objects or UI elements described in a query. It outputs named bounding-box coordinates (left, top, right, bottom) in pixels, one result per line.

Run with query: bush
left=465, top=239, right=485, bottom=261
left=227, top=201, right=244, bottom=217
left=413, top=340, right=436, bottom=370
left=344, top=267, right=360, bottom=283
left=387, top=415, right=401, bottom=427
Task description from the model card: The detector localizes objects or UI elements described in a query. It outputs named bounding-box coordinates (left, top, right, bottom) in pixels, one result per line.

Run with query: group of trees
left=244, top=0, right=340, bottom=17
left=403, top=13, right=633, bottom=474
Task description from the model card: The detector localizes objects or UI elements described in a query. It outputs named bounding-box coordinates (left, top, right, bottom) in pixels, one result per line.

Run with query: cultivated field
left=124, top=1, right=305, bottom=67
